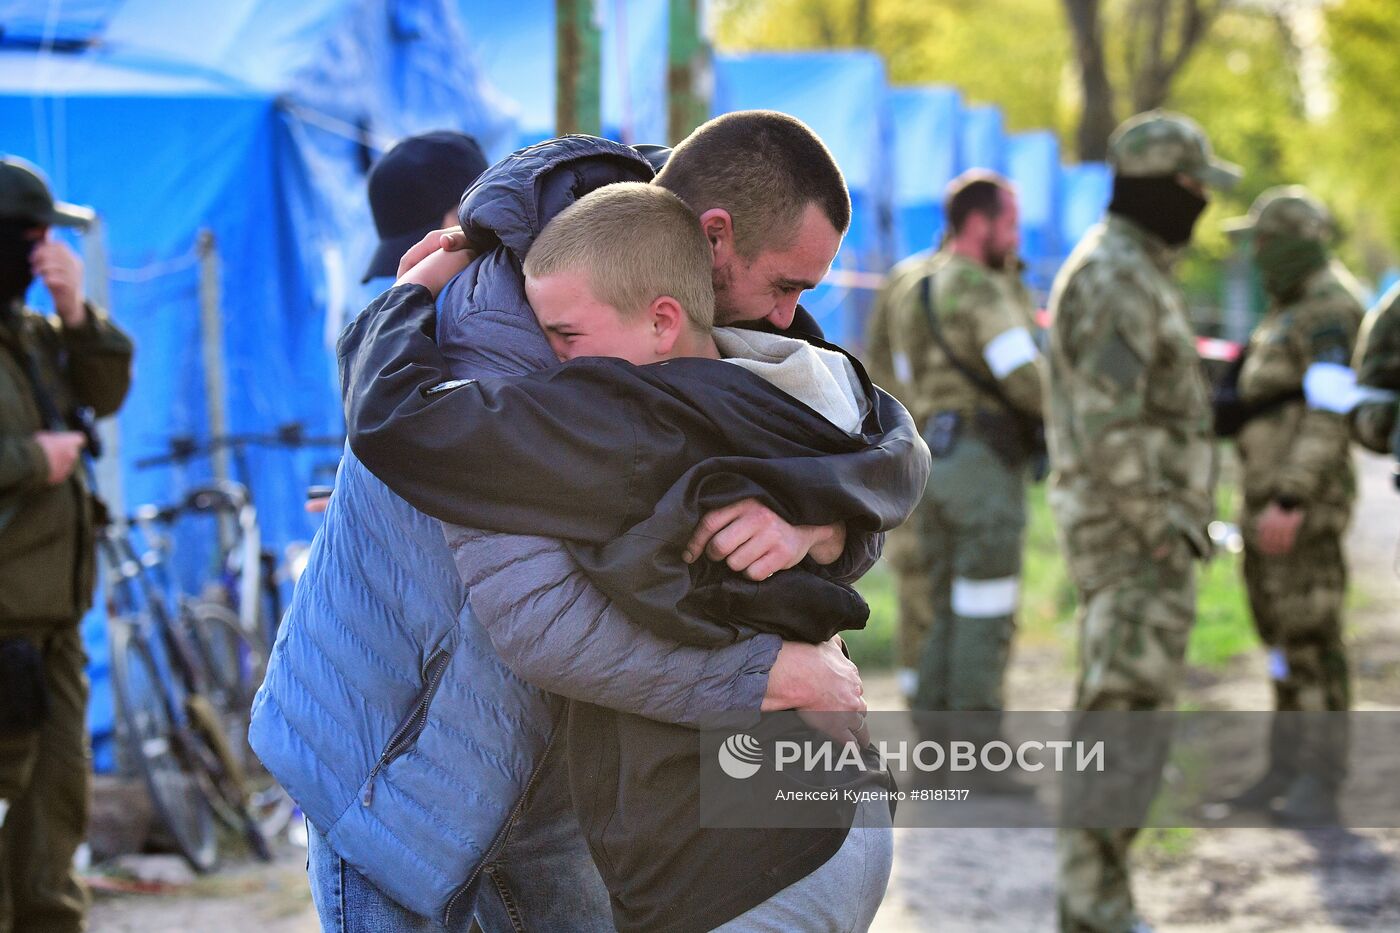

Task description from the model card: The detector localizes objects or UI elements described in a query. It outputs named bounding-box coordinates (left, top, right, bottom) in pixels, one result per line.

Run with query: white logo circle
left=718, top=733, right=764, bottom=779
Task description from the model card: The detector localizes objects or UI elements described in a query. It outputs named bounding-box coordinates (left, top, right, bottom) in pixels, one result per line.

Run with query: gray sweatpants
left=713, top=796, right=894, bottom=932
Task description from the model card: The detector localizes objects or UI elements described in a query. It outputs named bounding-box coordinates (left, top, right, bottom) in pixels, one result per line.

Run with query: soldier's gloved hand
left=33, top=430, right=86, bottom=485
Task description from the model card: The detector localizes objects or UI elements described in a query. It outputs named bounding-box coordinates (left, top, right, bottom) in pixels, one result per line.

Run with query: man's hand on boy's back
left=763, top=637, right=868, bottom=746
left=683, top=498, right=846, bottom=581
left=395, top=245, right=474, bottom=298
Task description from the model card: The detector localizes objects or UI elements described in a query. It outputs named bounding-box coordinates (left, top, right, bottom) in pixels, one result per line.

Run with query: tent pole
left=556, top=0, right=601, bottom=135
left=197, top=230, right=235, bottom=551
left=667, top=0, right=710, bottom=145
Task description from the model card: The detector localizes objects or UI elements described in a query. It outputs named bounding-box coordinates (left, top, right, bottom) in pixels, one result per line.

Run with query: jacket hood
left=457, top=135, right=654, bottom=264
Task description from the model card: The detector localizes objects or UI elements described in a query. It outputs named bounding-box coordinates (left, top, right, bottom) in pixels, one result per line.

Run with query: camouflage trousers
left=885, top=520, right=933, bottom=699
left=1058, top=541, right=1196, bottom=933
left=892, top=437, right=1027, bottom=714
left=1242, top=522, right=1351, bottom=784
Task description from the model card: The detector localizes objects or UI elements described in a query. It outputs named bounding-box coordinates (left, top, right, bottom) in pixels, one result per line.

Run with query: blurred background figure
left=305, top=130, right=489, bottom=516
left=866, top=171, right=1044, bottom=794
left=360, top=130, right=489, bottom=287
left=1219, top=187, right=1366, bottom=825
left=1045, top=110, right=1239, bottom=933
left=0, top=156, right=132, bottom=933
left=1352, top=281, right=1400, bottom=461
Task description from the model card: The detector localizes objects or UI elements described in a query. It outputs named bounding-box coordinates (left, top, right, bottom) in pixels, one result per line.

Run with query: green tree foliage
left=1322, top=0, right=1400, bottom=278
left=712, top=0, right=1353, bottom=298
left=712, top=0, right=1072, bottom=134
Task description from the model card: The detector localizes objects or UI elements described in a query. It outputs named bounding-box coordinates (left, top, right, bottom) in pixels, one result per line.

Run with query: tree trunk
left=1063, top=0, right=1118, bottom=161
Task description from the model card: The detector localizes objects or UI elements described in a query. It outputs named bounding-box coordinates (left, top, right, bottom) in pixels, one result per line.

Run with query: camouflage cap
left=1222, top=185, right=1336, bottom=243
left=1107, top=110, right=1241, bottom=190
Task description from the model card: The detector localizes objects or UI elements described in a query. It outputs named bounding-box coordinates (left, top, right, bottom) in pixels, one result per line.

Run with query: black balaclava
left=1108, top=175, right=1208, bottom=247
left=0, top=221, right=37, bottom=307
left=1255, top=234, right=1329, bottom=301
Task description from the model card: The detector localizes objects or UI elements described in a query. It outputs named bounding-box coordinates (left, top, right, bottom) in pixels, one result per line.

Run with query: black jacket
left=342, top=286, right=929, bottom=648
left=340, top=284, right=929, bottom=932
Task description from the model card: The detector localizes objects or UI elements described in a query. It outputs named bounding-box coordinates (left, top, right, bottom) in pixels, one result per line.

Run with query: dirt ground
left=87, top=454, right=1400, bottom=932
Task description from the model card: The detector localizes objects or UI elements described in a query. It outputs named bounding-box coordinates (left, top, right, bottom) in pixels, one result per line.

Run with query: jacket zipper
left=443, top=716, right=562, bottom=926
left=362, top=649, right=451, bottom=806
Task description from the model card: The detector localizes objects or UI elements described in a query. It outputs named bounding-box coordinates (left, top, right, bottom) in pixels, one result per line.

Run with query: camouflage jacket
left=874, top=250, right=1042, bottom=428
left=1045, top=215, right=1216, bottom=575
left=1237, top=262, right=1365, bottom=524
left=864, top=252, right=931, bottom=407
left=1353, top=282, right=1400, bottom=454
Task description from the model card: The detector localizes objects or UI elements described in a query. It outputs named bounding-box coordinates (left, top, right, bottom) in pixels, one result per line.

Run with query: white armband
left=982, top=326, right=1039, bottom=380
left=1302, top=362, right=1393, bottom=414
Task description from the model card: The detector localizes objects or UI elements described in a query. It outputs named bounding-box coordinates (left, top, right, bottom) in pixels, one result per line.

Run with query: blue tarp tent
left=3, top=0, right=507, bottom=769
left=1007, top=130, right=1061, bottom=295
left=713, top=50, right=894, bottom=346
left=889, top=85, right=961, bottom=259
left=959, top=104, right=1007, bottom=175
left=1059, top=161, right=1113, bottom=258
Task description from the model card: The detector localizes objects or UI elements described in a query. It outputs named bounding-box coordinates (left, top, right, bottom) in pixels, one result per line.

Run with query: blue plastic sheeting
left=458, top=0, right=554, bottom=151
left=460, top=0, right=669, bottom=152
left=1007, top=131, right=1061, bottom=293
left=1059, top=161, right=1112, bottom=253
left=959, top=104, right=1006, bottom=174
left=4, top=0, right=508, bottom=770
left=0, top=0, right=124, bottom=43
left=889, top=85, right=961, bottom=257
left=713, top=51, right=894, bottom=346
left=600, top=0, right=667, bottom=145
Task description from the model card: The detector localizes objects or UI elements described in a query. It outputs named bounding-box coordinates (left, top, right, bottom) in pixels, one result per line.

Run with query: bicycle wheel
left=182, top=601, right=295, bottom=841
left=109, top=619, right=219, bottom=873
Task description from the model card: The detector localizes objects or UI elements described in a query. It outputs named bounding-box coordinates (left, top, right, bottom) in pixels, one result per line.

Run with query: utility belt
left=925, top=407, right=1048, bottom=477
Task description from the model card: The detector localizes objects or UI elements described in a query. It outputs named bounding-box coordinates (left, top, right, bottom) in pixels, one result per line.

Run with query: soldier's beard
left=1108, top=175, right=1207, bottom=247
left=984, top=239, right=1010, bottom=271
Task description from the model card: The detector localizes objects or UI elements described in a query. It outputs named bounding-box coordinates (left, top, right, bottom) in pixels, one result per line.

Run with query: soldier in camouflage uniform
left=874, top=174, right=1044, bottom=780
left=1352, top=282, right=1400, bottom=456
left=866, top=252, right=940, bottom=697
left=1220, top=188, right=1368, bottom=824
left=1046, top=111, right=1239, bottom=933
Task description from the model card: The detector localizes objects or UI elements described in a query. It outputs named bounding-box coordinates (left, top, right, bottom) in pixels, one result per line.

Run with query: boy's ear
left=698, top=208, right=736, bottom=270
left=648, top=295, right=686, bottom=356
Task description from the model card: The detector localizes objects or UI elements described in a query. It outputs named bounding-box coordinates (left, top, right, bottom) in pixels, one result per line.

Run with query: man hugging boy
left=343, top=182, right=926, bottom=932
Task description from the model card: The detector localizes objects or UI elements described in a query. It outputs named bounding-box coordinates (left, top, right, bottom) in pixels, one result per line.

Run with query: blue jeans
left=306, top=748, right=614, bottom=932
left=712, top=796, right=893, bottom=933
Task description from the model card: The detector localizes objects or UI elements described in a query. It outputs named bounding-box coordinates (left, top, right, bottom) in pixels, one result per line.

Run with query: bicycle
left=125, top=490, right=298, bottom=843
left=99, top=500, right=274, bottom=871
left=135, top=423, right=343, bottom=653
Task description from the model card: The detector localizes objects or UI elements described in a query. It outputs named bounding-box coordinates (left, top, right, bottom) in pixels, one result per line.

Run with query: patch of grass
left=1138, top=826, right=1196, bottom=863
left=848, top=560, right=896, bottom=672
left=847, top=471, right=1261, bottom=673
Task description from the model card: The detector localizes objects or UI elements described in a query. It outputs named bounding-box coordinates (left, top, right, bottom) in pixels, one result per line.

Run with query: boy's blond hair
left=524, top=182, right=715, bottom=331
